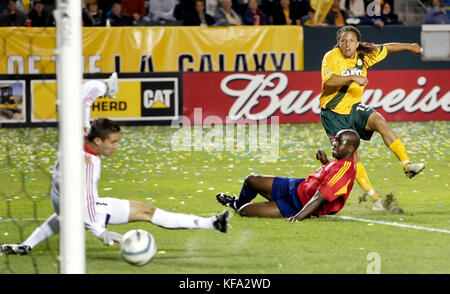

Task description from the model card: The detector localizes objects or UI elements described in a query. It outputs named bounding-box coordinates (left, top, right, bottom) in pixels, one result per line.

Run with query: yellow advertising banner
left=31, top=76, right=181, bottom=122
left=32, top=80, right=142, bottom=121
left=0, top=26, right=303, bottom=74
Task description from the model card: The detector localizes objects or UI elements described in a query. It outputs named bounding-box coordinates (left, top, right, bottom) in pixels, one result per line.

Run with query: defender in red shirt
left=216, top=129, right=360, bottom=221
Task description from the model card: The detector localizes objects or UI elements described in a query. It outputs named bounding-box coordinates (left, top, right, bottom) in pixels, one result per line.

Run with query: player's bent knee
left=244, top=174, right=261, bottom=188
left=244, top=174, right=254, bottom=185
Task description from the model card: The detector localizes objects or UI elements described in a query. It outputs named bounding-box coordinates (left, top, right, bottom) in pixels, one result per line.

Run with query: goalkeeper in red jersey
left=216, top=129, right=360, bottom=221
left=0, top=73, right=231, bottom=256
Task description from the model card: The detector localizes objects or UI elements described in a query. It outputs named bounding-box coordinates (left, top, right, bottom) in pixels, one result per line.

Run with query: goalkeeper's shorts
left=51, top=194, right=130, bottom=228
left=94, top=197, right=130, bottom=227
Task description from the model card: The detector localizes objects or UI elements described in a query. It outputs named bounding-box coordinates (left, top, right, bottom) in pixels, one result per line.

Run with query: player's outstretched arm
left=82, top=80, right=108, bottom=134
left=384, top=42, right=423, bottom=55
left=287, top=191, right=326, bottom=222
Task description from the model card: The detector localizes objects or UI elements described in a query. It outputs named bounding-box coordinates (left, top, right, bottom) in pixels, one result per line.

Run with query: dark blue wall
left=303, top=25, right=450, bottom=71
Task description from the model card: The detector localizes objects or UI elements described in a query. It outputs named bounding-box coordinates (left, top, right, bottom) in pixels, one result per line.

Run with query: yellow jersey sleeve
left=321, top=50, right=338, bottom=85
left=364, top=45, right=388, bottom=68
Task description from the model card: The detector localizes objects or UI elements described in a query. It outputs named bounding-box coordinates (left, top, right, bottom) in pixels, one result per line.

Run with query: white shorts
left=51, top=194, right=130, bottom=227
left=95, top=197, right=130, bottom=226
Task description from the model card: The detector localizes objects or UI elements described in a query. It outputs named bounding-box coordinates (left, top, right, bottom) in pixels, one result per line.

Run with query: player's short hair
left=87, top=118, right=120, bottom=142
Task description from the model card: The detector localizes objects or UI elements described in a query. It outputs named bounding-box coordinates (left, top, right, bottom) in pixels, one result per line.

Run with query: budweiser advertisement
left=183, top=70, right=450, bottom=123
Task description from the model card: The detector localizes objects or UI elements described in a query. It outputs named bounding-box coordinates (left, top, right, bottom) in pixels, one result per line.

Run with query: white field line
left=1, top=216, right=449, bottom=235
left=0, top=218, right=46, bottom=222
left=329, top=215, right=450, bottom=234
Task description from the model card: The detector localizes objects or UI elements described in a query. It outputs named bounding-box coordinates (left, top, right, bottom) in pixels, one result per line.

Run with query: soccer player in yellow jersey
left=319, top=25, right=425, bottom=211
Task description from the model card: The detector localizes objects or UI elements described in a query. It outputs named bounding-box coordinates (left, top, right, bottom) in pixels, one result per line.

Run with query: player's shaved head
left=332, top=129, right=360, bottom=159
left=337, top=129, right=360, bottom=150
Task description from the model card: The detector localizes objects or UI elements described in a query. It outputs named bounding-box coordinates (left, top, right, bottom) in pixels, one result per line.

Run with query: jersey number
left=356, top=104, right=371, bottom=112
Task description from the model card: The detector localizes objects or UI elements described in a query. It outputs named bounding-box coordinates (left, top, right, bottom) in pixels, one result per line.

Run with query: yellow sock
left=389, top=139, right=409, bottom=168
left=356, top=161, right=380, bottom=201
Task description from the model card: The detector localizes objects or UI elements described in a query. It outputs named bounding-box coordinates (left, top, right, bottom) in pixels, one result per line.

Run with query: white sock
left=151, top=208, right=215, bottom=230
left=23, top=213, right=60, bottom=249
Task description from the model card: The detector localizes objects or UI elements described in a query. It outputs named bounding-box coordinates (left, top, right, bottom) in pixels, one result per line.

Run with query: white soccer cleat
left=104, top=72, right=118, bottom=98
left=404, top=162, right=425, bottom=179
left=372, top=198, right=385, bottom=211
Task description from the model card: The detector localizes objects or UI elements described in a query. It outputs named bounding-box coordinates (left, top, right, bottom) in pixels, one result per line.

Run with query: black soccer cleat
left=216, top=192, right=238, bottom=211
left=213, top=210, right=232, bottom=233
left=0, top=244, right=32, bottom=256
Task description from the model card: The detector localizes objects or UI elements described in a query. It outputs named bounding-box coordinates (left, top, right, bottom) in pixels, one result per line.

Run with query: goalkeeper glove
left=99, top=230, right=123, bottom=246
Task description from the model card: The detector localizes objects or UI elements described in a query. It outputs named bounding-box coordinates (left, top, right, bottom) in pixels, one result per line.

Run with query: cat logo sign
left=140, top=77, right=181, bottom=120
left=143, top=89, right=173, bottom=109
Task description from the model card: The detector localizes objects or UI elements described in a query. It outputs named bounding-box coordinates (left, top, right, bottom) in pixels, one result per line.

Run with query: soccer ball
left=120, top=229, right=157, bottom=266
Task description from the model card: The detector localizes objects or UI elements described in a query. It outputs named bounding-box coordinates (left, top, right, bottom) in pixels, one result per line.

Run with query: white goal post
left=54, top=0, right=85, bottom=274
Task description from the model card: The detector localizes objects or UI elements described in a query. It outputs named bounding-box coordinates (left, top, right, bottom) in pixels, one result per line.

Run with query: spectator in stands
left=106, top=2, right=133, bottom=26
left=27, top=0, right=53, bottom=27
left=83, top=0, right=106, bottom=26
left=325, top=0, right=349, bottom=26
left=243, top=0, right=268, bottom=25
left=148, top=0, right=176, bottom=23
left=302, top=7, right=318, bottom=25
left=272, top=0, right=301, bottom=25
left=214, top=0, right=242, bottom=26
left=302, top=5, right=341, bottom=26
left=183, top=0, right=215, bottom=25
left=0, top=0, right=28, bottom=26
left=360, top=0, right=402, bottom=28
left=425, top=0, right=450, bottom=24
left=174, top=0, right=196, bottom=21
left=121, top=0, right=146, bottom=23
left=380, top=2, right=402, bottom=25
left=341, top=0, right=365, bottom=17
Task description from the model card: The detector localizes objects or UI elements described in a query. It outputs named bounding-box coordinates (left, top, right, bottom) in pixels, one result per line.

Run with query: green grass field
left=0, top=121, right=449, bottom=274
